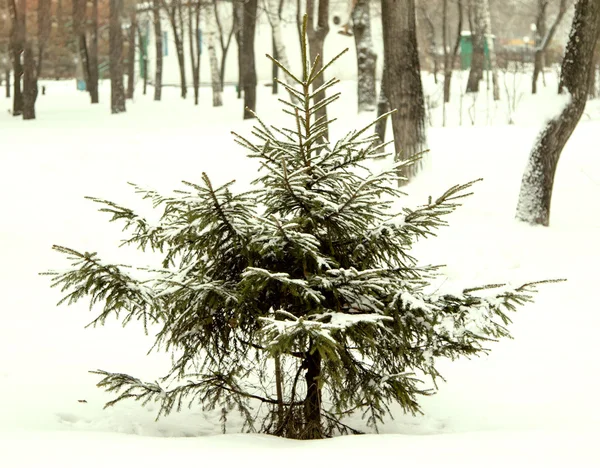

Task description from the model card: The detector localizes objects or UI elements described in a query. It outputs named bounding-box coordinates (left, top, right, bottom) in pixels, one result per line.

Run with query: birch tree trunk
left=516, top=0, right=600, bottom=226
left=352, top=0, right=377, bottom=112
left=381, top=0, right=426, bottom=182
left=110, top=0, right=126, bottom=113
left=205, top=3, right=222, bottom=107
left=153, top=0, right=162, bottom=101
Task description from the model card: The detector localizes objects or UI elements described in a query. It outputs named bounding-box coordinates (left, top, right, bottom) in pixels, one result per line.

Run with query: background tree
left=213, top=0, right=235, bottom=91
left=532, top=0, right=568, bottom=94
left=110, top=0, right=126, bottom=113
left=233, top=0, right=243, bottom=99
left=152, top=0, right=162, bottom=101
left=352, top=0, right=377, bottom=112
left=417, top=1, right=438, bottom=83
left=242, top=0, right=257, bottom=119
left=516, top=0, right=600, bottom=226
left=480, top=0, right=499, bottom=100
left=88, top=0, right=100, bottom=104
left=264, top=0, right=291, bottom=96
left=205, top=1, right=223, bottom=106
left=8, top=0, right=24, bottom=116
left=188, top=0, right=201, bottom=105
left=163, top=0, right=187, bottom=98
left=442, top=0, right=462, bottom=104
left=126, top=3, right=137, bottom=100
left=381, top=0, right=426, bottom=181
left=466, top=0, right=485, bottom=92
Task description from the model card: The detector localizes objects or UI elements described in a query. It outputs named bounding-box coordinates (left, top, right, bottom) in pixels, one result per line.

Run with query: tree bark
left=303, top=348, right=322, bottom=440
left=110, top=0, right=126, bottom=113
left=516, top=0, right=600, bottom=226
left=381, top=0, right=426, bottom=182
left=442, top=0, right=462, bottom=104
left=153, top=0, right=162, bottom=101
left=306, top=0, right=330, bottom=141
left=88, top=0, right=99, bottom=103
left=22, top=41, right=36, bottom=120
left=242, top=0, right=257, bottom=119
left=466, top=0, right=485, bottom=93
left=126, top=8, right=137, bottom=100
left=352, top=0, right=377, bottom=112
left=532, top=0, right=568, bottom=94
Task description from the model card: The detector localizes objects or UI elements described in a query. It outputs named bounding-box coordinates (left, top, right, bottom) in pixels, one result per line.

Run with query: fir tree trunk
left=242, top=0, right=257, bottom=119
left=153, top=0, right=162, bottom=101
left=381, top=0, right=426, bottom=181
left=516, top=0, right=600, bottom=226
left=306, top=0, right=330, bottom=141
left=466, top=0, right=485, bottom=93
left=110, top=0, right=126, bottom=114
left=303, top=348, right=322, bottom=440
left=532, top=0, right=567, bottom=94
left=352, top=0, right=377, bottom=112
left=206, top=4, right=223, bottom=107
left=88, top=0, right=99, bottom=104
left=126, top=8, right=137, bottom=100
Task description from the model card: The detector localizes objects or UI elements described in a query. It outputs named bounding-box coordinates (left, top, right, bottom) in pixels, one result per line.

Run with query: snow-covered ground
left=1, top=72, right=599, bottom=466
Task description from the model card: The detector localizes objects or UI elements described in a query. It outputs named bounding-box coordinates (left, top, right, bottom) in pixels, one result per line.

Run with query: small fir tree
left=43, top=16, right=559, bottom=439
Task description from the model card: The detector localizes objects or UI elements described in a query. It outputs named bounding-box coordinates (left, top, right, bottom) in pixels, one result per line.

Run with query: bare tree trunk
left=532, top=0, right=567, bottom=94
left=88, top=0, right=99, bottom=104
left=234, top=1, right=243, bottom=99
left=352, top=0, right=377, bottom=112
left=165, top=1, right=187, bottom=99
left=126, top=8, right=137, bottom=100
left=206, top=3, right=223, bottom=106
left=306, top=0, right=330, bottom=141
left=375, top=66, right=390, bottom=144
left=418, top=4, right=438, bottom=83
left=110, top=0, right=126, bottom=113
left=188, top=1, right=201, bottom=105
left=9, top=0, right=24, bottom=116
left=381, top=0, right=426, bottom=182
left=137, top=27, right=148, bottom=95
left=242, top=0, right=257, bottom=119
left=73, top=0, right=93, bottom=102
left=5, top=69, right=10, bottom=98
left=153, top=0, right=162, bottom=101
left=466, top=0, right=485, bottom=93
left=442, top=0, right=462, bottom=104
left=516, top=0, right=600, bottom=226
left=214, top=0, right=235, bottom=91
left=265, top=0, right=297, bottom=101
left=22, top=41, right=36, bottom=120
left=480, top=0, right=499, bottom=100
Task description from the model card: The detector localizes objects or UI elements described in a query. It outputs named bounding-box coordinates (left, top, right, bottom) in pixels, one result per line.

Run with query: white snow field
left=1, top=71, right=599, bottom=467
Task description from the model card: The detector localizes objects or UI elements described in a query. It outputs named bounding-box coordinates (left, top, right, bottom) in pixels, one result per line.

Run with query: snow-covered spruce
left=43, top=17, right=560, bottom=440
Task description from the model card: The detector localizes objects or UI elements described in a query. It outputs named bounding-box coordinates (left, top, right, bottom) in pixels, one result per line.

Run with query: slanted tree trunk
left=8, top=0, right=24, bottom=116
left=126, top=7, right=137, bottom=100
left=381, top=0, right=426, bottom=182
left=442, top=0, right=462, bottom=104
left=242, top=0, right=257, bottom=119
left=205, top=3, right=223, bottom=107
left=153, top=0, right=162, bottom=101
left=88, top=0, right=99, bottom=103
left=352, top=0, right=377, bottom=112
left=306, top=0, right=330, bottom=141
left=466, top=0, right=485, bottom=93
left=265, top=0, right=296, bottom=101
left=214, top=0, right=235, bottom=91
left=187, top=1, right=201, bottom=105
left=303, top=346, right=322, bottom=440
left=516, top=0, right=600, bottom=226
left=234, top=1, right=243, bottom=99
left=109, top=0, right=126, bottom=113
left=532, top=0, right=568, bottom=94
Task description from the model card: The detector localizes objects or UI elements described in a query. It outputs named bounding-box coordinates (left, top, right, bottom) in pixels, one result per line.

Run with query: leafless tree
left=152, top=0, right=163, bottom=100
left=163, top=0, right=187, bottom=98
left=381, top=0, right=426, bottom=181
left=242, top=0, right=257, bottom=119
left=306, top=0, right=330, bottom=140
left=532, top=0, right=568, bottom=94
left=352, top=0, right=377, bottom=111
left=126, top=6, right=138, bottom=100
left=418, top=2, right=439, bottom=83
left=442, top=0, right=462, bottom=104
left=213, top=0, right=235, bottom=91
left=88, top=0, right=99, bottom=104
left=264, top=0, right=296, bottom=99
left=205, top=1, right=223, bottom=106
left=8, top=0, right=24, bottom=116
left=110, top=0, right=126, bottom=113
left=234, top=0, right=243, bottom=99
left=188, top=0, right=201, bottom=105
left=516, top=0, right=600, bottom=226
left=73, top=0, right=99, bottom=104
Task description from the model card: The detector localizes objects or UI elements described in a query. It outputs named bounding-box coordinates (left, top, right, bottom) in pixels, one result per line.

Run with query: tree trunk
left=480, top=0, right=499, bottom=100
left=9, top=0, right=24, bottom=116
left=126, top=8, right=137, bottom=100
left=532, top=0, right=568, bottom=94
left=234, top=1, right=243, bottom=99
left=137, top=27, right=148, bottom=95
left=153, top=0, right=162, bottom=101
left=109, top=0, right=126, bottom=113
left=206, top=4, right=223, bottom=107
left=242, top=0, right=258, bottom=119
left=381, top=0, right=426, bottom=182
left=516, top=0, right=600, bottom=226
left=466, top=0, right=485, bottom=93
left=5, top=69, right=10, bottom=98
left=166, top=3, right=187, bottom=99
left=352, top=0, right=377, bottom=112
left=303, top=348, right=322, bottom=440
left=418, top=4, right=438, bottom=83
left=22, top=41, right=37, bottom=120
left=375, top=67, right=390, bottom=144
left=88, top=0, right=99, bottom=103
left=265, top=0, right=297, bottom=102
left=442, top=0, right=462, bottom=104
left=188, top=2, right=201, bottom=105
left=73, top=0, right=92, bottom=101
left=214, top=0, right=235, bottom=91
left=306, top=0, right=330, bottom=141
